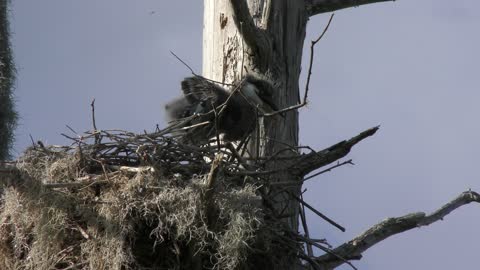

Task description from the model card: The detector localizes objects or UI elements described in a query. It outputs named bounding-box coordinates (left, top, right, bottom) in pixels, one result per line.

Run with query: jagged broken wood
left=227, top=126, right=377, bottom=179
left=293, top=126, right=379, bottom=177
left=314, top=190, right=480, bottom=270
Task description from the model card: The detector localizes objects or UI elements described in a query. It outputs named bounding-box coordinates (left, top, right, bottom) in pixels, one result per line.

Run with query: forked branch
left=314, top=190, right=480, bottom=270
left=229, top=0, right=271, bottom=68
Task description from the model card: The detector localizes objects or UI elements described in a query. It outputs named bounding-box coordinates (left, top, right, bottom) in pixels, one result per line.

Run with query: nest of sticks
left=0, top=126, right=301, bottom=270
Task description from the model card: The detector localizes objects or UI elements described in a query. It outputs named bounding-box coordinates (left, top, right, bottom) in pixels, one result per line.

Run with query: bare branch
left=294, top=126, right=379, bottom=177
left=299, top=198, right=314, bottom=258
left=264, top=14, right=334, bottom=118
left=91, top=99, right=100, bottom=144
left=305, top=13, right=334, bottom=103
left=305, top=0, right=395, bottom=17
left=170, top=51, right=234, bottom=86
left=315, top=190, right=480, bottom=269
left=288, top=190, right=345, bottom=232
left=418, top=190, right=480, bottom=226
left=170, top=50, right=198, bottom=76
left=230, top=127, right=376, bottom=178
left=303, top=159, right=353, bottom=182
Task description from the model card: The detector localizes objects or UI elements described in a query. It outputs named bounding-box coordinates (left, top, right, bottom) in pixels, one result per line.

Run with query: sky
left=10, top=1, right=480, bottom=269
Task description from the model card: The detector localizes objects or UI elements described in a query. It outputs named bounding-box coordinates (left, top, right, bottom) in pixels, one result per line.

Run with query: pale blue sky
left=11, top=1, right=480, bottom=269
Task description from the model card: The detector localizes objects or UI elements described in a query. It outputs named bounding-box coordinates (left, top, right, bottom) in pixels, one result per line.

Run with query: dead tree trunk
left=203, top=0, right=306, bottom=235
left=203, top=0, right=392, bottom=268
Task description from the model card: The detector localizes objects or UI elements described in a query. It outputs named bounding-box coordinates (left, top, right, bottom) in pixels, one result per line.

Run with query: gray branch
left=315, top=190, right=480, bottom=269
left=294, top=126, right=379, bottom=177
left=305, top=0, right=395, bottom=16
left=229, top=0, right=271, bottom=67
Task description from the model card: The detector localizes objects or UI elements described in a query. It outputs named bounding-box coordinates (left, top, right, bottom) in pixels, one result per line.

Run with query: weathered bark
left=204, top=0, right=306, bottom=237
left=314, top=191, right=480, bottom=270
left=202, top=0, right=397, bottom=269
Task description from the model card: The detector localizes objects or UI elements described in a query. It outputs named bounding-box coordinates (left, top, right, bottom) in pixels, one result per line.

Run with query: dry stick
left=217, top=78, right=246, bottom=116
left=296, top=235, right=359, bottom=270
left=231, top=133, right=360, bottom=177
left=238, top=134, right=253, bottom=162
left=227, top=136, right=249, bottom=164
left=29, top=134, right=36, bottom=148
left=255, top=108, right=261, bottom=159
left=299, top=194, right=314, bottom=258
left=304, top=13, right=335, bottom=103
left=91, top=99, right=100, bottom=144
left=264, top=13, right=335, bottom=117
left=268, top=159, right=353, bottom=186
left=170, top=50, right=197, bottom=75
left=279, top=228, right=357, bottom=270
left=65, top=125, right=78, bottom=136
left=170, top=51, right=234, bottom=86
left=287, top=190, right=345, bottom=232
left=211, top=101, right=222, bottom=152
left=303, top=159, right=353, bottom=182
left=296, top=126, right=379, bottom=177
left=225, top=142, right=256, bottom=171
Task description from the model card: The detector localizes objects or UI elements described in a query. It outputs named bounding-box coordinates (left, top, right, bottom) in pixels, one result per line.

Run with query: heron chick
left=165, top=74, right=280, bottom=145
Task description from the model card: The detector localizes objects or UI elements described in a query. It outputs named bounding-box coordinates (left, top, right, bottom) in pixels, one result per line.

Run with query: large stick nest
left=0, top=129, right=297, bottom=270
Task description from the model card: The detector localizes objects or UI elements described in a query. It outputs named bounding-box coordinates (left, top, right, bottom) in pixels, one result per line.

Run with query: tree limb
left=294, top=126, right=379, bottom=177
left=305, top=0, right=395, bottom=17
left=229, top=0, right=271, bottom=68
left=315, top=190, right=480, bottom=269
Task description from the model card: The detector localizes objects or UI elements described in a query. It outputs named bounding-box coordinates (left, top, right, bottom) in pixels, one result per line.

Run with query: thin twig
left=170, top=50, right=197, bottom=75
left=212, top=101, right=222, bottom=152
left=287, top=190, right=345, bottom=232
left=29, top=134, right=36, bottom=148
left=170, top=51, right=233, bottom=86
left=305, top=13, right=335, bottom=103
left=299, top=196, right=314, bottom=258
left=65, top=125, right=78, bottom=136
left=91, top=99, right=100, bottom=144
left=303, top=159, right=353, bottom=181
left=240, top=21, right=245, bottom=78
left=263, top=14, right=334, bottom=117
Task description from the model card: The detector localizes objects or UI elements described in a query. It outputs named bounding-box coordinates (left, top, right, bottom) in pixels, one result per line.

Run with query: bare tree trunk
left=203, top=0, right=306, bottom=231
left=203, top=1, right=306, bottom=268
left=202, top=0, right=394, bottom=269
